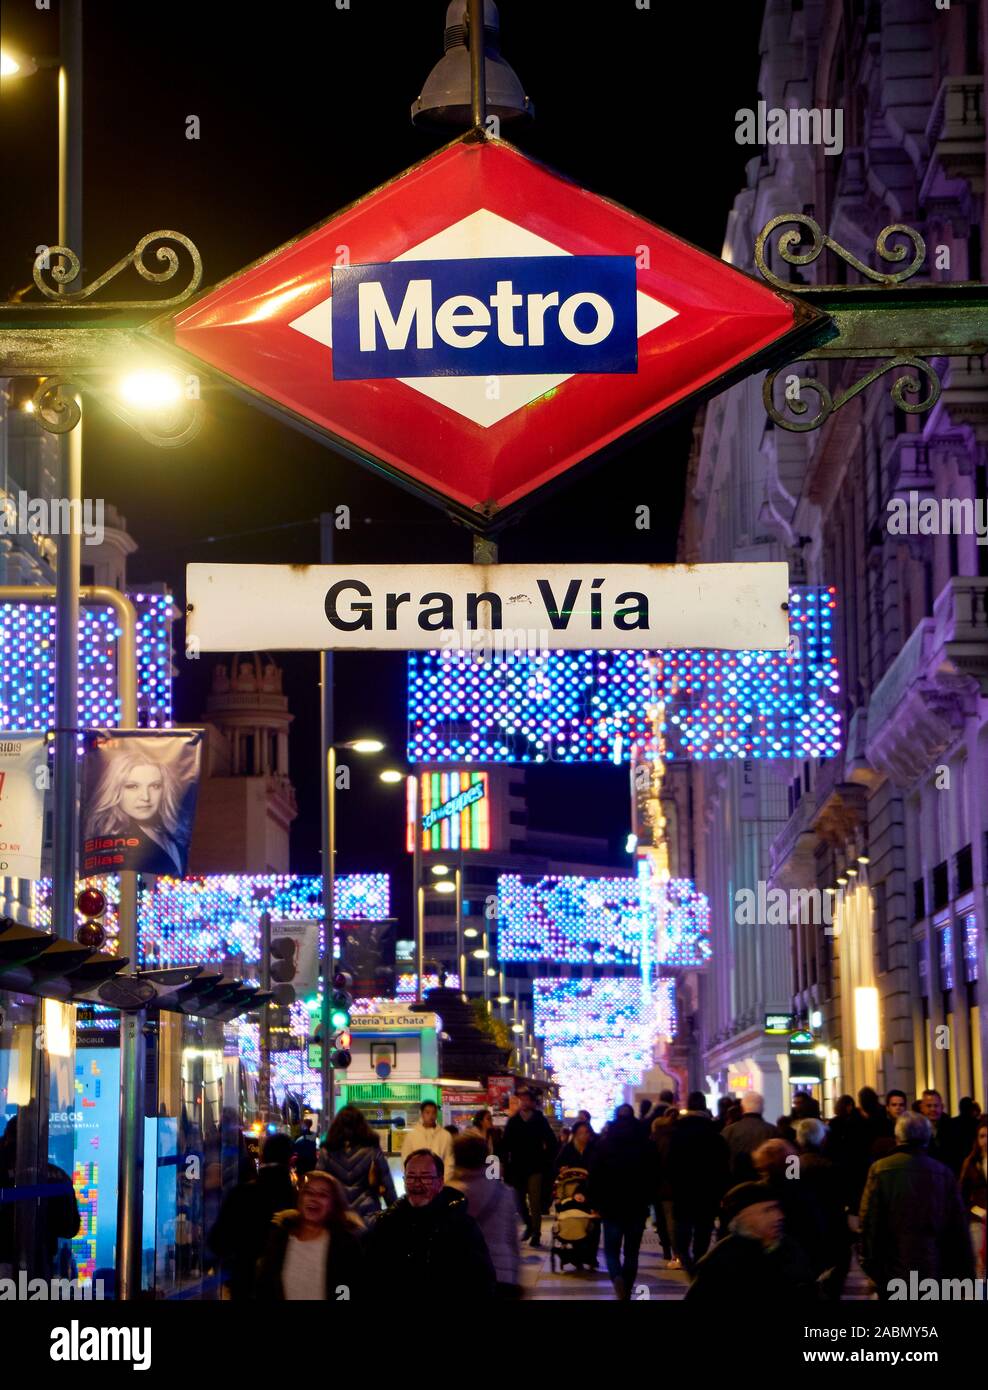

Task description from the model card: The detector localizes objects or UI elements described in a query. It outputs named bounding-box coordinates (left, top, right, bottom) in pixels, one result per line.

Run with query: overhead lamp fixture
left=411, top=0, right=533, bottom=129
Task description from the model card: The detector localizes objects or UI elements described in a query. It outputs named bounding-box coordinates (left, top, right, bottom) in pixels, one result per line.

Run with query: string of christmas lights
left=406, top=586, right=840, bottom=763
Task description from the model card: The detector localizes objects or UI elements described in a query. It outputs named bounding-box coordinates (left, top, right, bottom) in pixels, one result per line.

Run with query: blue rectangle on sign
left=331, top=256, right=638, bottom=380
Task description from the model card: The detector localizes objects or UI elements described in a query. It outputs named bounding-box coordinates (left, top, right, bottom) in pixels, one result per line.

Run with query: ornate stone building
left=186, top=654, right=298, bottom=873
left=682, top=0, right=987, bottom=1115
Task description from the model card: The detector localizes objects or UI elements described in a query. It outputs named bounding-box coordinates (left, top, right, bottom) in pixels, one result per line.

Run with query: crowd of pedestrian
left=204, top=1083, right=986, bottom=1301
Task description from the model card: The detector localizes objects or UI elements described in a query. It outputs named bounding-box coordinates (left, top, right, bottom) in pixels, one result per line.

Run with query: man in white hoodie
left=401, top=1100, right=454, bottom=1171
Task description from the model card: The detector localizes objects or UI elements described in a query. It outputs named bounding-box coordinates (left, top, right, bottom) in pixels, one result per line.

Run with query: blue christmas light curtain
left=407, top=585, right=840, bottom=763
left=0, top=592, right=175, bottom=732
left=497, top=870, right=711, bottom=969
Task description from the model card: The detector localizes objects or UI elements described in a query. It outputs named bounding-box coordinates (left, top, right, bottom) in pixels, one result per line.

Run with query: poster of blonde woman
left=80, top=730, right=204, bottom=878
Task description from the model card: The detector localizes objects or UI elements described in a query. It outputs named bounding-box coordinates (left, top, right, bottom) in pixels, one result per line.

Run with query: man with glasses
left=366, top=1149, right=496, bottom=1299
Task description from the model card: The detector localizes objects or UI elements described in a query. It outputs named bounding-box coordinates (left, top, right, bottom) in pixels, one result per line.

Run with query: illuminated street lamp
left=379, top=768, right=403, bottom=784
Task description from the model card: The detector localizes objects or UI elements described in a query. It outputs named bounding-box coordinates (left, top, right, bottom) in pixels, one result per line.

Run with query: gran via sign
left=186, top=561, right=789, bottom=653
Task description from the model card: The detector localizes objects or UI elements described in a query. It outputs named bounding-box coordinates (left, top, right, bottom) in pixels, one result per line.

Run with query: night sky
left=1, top=0, right=765, bottom=906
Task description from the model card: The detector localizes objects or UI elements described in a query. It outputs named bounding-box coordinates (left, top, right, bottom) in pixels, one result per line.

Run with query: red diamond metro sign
left=152, top=134, right=825, bottom=525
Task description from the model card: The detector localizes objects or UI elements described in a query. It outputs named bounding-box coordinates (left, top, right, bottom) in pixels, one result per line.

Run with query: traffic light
left=268, top=935, right=298, bottom=1006
left=328, top=969, right=352, bottom=1031
left=329, top=970, right=352, bottom=1068
left=330, top=1027, right=352, bottom=1070
left=76, top=887, right=107, bottom=951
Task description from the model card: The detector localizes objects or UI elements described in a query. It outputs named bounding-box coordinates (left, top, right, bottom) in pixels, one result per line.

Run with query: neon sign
left=406, top=770, right=490, bottom=852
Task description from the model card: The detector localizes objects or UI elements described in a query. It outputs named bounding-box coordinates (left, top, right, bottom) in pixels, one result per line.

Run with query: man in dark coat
left=365, top=1149, right=496, bottom=1300
left=588, top=1105, right=656, bottom=1299
left=207, top=1131, right=297, bottom=1300
left=919, top=1090, right=964, bottom=1174
left=859, top=1112, right=973, bottom=1298
left=722, top=1093, right=779, bottom=1183
left=664, top=1092, right=728, bottom=1273
left=685, top=1182, right=817, bottom=1304
left=502, top=1086, right=557, bottom=1247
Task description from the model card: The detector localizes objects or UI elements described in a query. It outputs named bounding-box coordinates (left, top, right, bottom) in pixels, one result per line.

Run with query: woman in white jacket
left=448, top=1133, right=522, bottom=1298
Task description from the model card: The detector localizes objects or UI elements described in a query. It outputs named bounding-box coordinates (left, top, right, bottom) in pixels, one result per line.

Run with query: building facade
left=683, top=0, right=988, bottom=1118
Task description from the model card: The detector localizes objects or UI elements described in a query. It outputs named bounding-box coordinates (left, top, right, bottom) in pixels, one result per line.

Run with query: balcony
left=768, top=791, right=817, bottom=889
left=932, top=577, right=988, bottom=694
left=920, top=75, right=985, bottom=209
left=865, top=584, right=985, bottom=787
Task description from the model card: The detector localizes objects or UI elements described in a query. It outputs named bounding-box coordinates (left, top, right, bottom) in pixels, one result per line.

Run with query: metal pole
left=454, top=864, right=463, bottom=998
left=468, top=0, right=487, bottom=132
left=52, top=0, right=84, bottom=945
left=411, top=774, right=423, bottom=997
left=258, top=911, right=272, bottom=1128
left=109, top=593, right=143, bottom=1303
left=319, top=516, right=335, bottom=1131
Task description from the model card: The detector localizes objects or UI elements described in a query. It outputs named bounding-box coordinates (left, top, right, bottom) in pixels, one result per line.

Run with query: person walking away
left=448, top=1133, right=521, bottom=1297
left=721, top=1092, right=778, bottom=1183
left=318, top=1104, right=397, bottom=1227
left=685, top=1183, right=817, bottom=1304
left=794, top=1117, right=851, bottom=1299
left=664, top=1091, right=728, bottom=1274
left=207, top=1131, right=296, bottom=1300
left=400, top=1099, right=454, bottom=1172
left=503, top=1086, right=556, bottom=1247
left=650, top=1105, right=678, bottom=1265
left=293, top=1119, right=318, bottom=1178
left=959, top=1117, right=988, bottom=1279
left=859, top=1113, right=973, bottom=1298
left=588, top=1104, right=655, bottom=1299
left=365, top=1149, right=496, bottom=1301
left=824, top=1093, right=871, bottom=1214
left=256, top=1169, right=366, bottom=1300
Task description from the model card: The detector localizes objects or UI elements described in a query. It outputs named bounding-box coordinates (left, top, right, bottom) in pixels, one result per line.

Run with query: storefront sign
left=407, top=770, right=490, bottom=852
left=186, top=562, right=790, bottom=653
left=0, top=733, right=46, bottom=878
left=788, top=1030, right=824, bottom=1083
left=349, top=1012, right=439, bottom=1032
left=764, top=1012, right=795, bottom=1034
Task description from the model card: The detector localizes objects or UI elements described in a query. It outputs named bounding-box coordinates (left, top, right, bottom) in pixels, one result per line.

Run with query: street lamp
left=321, top=736, right=385, bottom=1129
left=118, top=370, right=183, bottom=407
left=379, top=768, right=403, bottom=784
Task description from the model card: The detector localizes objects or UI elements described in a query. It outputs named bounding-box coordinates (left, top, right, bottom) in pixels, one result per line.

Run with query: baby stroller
left=550, top=1166, right=601, bottom=1273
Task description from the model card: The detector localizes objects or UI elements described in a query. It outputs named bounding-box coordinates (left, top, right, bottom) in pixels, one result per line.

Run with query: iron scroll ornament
left=755, top=214, right=943, bottom=432
left=762, top=357, right=941, bottom=434
left=33, top=230, right=203, bottom=308
left=754, top=213, right=927, bottom=290
left=31, top=375, right=203, bottom=449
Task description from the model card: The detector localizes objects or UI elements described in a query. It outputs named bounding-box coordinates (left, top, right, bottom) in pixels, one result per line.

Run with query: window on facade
left=932, top=861, right=949, bottom=912
left=955, top=844, right=973, bottom=896
left=937, top=922, right=954, bottom=992
left=913, top=877, right=926, bottom=922
left=963, top=912, right=979, bottom=984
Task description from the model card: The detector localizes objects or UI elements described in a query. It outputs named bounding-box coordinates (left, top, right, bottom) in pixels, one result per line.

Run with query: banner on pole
left=0, top=733, right=47, bottom=879
left=79, top=730, right=204, bottom=878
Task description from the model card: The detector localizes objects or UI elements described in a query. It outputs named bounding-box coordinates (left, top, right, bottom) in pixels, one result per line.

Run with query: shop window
left=916, top=937, right=929, bottom=998
left=937, top=922, right=955, bottom=992
left=963, top=911, right=979, bottom=984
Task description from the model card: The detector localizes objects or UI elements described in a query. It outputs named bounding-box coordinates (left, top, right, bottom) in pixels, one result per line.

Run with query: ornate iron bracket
left=31, top=375, right=203, bottom=449
left=756, top=213, right=988, bottom=432
left=32, top=230, right=203, bottom=308
left=0, top=231, right=204, bottom=446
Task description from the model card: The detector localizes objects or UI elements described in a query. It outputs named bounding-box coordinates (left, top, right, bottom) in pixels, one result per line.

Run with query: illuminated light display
left=406, top=586, right=840, bottom=763
left=138, top=873, right=390, bottom=966
left=406, top=770, right=490, bottom=852
left=0, top=592, right=175, bottom=734
left=533, top=977, right=676, bottom=1128
left=497, top=871, right=710, bottom=968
